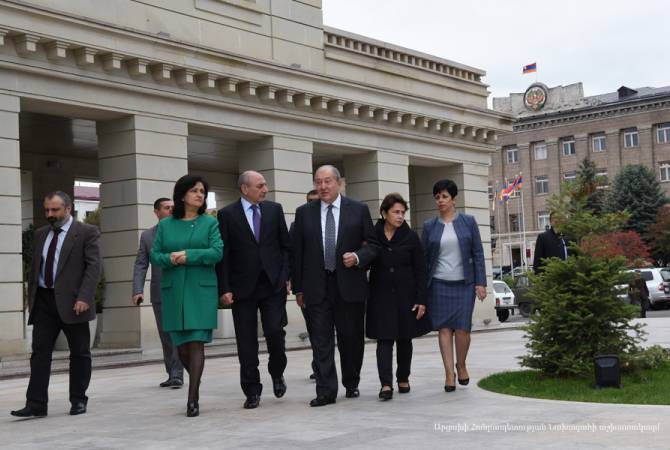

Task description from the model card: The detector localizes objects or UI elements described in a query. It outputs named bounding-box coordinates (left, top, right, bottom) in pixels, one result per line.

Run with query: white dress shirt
left=39, top=215, right=74, bottom=288
left=240, top=197, right=260, bottom=235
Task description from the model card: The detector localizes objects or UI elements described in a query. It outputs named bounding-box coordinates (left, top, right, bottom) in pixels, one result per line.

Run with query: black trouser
left=376, top=339, right=413, bottom=387
left=150, top=301, right=183, bottom=381
left=305, top=271, right=365, bottom=399
left=640, top=297, right=649, bottom=318
left=26, top=288, right=91, bottom=410
left=231, top=273, right=287, bottom=398
left=300, top=306, right=318, bottom=376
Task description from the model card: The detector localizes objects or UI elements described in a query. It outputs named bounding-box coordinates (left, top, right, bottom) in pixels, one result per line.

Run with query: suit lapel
left=235, top=199, right=258, bottom=244
left=259, top=202, right=270, bottom=243
left=312, top=200, right=324, bottom=257
left=335, top=196, right=347, bottom=250
left=56, top=221, right=78, bottom=279
left=33, top=227, right=49, bottom=283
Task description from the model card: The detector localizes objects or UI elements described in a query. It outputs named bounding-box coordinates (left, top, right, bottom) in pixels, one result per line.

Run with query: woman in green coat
left=151, top=174, right=223, bottom=417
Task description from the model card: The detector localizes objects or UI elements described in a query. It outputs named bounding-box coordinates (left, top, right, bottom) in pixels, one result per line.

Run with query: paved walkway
left=1, top=319, right=669, bottom=449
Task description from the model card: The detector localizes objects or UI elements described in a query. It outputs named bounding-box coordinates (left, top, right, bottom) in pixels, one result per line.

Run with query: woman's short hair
left=172, top=174, right=209, bottom=219
left=380, top=192, right=409, bottom=216
left=432, top=179, right=458, bottom=198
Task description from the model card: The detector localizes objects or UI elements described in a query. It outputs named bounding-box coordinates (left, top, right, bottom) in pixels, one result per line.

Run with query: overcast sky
left=322, top=0, right=669, bottom=103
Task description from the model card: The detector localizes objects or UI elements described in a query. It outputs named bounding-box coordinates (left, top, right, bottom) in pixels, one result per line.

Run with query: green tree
left=606, top=165, right=667, bottom=236
left=574, top=158, right=607, bottom=214
left=646, top=207, right=670, bottom=265
left=521, top=174, right=644, bottom=377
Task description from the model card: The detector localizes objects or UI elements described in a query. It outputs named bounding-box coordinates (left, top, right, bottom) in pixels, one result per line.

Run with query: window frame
left=537, top=211, right=550, bottom=230
left=623, top=128, right=639, bottom=148
left=658, top=123, right=670, bottom=144
left=591, top=133, right=607, bottom=152
left=561, top=137, right=576, bottom=156
left=533, top=141, right=547, bottom=160
left=659, top=162, right=670, bottom=182
left=506, top=146, right=519, bottom=164
left=534, top=175, right=549, bottom=195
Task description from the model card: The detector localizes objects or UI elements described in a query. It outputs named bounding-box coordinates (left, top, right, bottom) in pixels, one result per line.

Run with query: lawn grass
left=478, top=362, right=670, bottom=405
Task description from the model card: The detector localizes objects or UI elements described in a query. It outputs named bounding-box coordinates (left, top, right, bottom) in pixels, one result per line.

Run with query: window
left=596, top=168, right=609, bottom=189
left=535, top=175, right=549, bottom=194
left=658, top=123, right=670, bottom=144
left=509, top=214, right=520, bottom=232
left=488, top=183, right=493, bottom=200
left=533, top=141, right=547, bottom=160
left=563, top=171, right=577, bottom=183
left=660, top=162, right=670, bottom=182
left=624, top=128, right=639, bottom=148
left=506, top=146, right=519, bottom=164
left=537, top=211, right=550, bottom=230
left=561, top=137, right=576, bottom=156
left=591, top=133, right=607, bottom=152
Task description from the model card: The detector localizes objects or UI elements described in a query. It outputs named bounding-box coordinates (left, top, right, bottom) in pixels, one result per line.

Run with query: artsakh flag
left=523, top=62, right=537, bottom=74
left=500, top=175, right=523, bottom=201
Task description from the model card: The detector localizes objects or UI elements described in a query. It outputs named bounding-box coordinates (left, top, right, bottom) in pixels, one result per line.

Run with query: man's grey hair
left=45, top=190, right=73, bottom=209
left=237, top=170, right=261, bottom=188
left=314, top=165, right=341, bottom=181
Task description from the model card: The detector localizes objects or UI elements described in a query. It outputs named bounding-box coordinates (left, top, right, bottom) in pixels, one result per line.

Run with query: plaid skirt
left=428, top=278, right=475, bottom=332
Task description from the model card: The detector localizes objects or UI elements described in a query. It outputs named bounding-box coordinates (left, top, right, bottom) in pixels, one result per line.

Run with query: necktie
left=324, top=204, right=336, bottom=271
left=45, top=228, right=62, bottom=288
left=251, top=204, right=261, bottom=242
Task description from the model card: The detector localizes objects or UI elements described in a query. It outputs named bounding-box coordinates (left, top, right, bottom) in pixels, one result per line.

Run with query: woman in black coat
left=366, top=193, right=431, bottom=400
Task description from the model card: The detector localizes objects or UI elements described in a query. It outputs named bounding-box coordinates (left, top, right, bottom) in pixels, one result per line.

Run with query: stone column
left=343, top=151, right=410, bottom=222
left=0, top=94, right=24, bottom=356
left=20, top=170, right=33, bottom=230
left=97, top=116, right=188, bottom=349
left=238, top=136, right=314, bottom=224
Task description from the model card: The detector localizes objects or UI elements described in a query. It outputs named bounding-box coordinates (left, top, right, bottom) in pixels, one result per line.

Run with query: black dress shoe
left=398, top=383, right=411, bottom=394
left=309, top=396, right=336, bottom=407
left=309, top=373, right=316, bottom=380
left=444, top=385, right=456, bottom=393
left=458, top=378, right=470, bottom=386
left=345, top=388, right=360, bottom=398
left=186, top=401, right=199, bottom=417
left=10, top=406, right=47, bottom=418
left=378, top=387, right=393, bottom=401
left=243, top=395, right=260, bottom=409
left=160, top=378, right=184, bottom=389
left=69, top=402, right=87, bottom=416
left=272, top=376, right=287, bottom=398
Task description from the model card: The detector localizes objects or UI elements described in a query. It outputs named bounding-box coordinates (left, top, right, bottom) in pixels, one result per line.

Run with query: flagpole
left=520, top=186, right=528, bottom=271
left=505, top=187, right=513, bottom=276
left=496, top=182, right=503, bottom=277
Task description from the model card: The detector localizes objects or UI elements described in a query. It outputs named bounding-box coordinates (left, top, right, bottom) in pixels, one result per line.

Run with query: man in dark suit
left=132, top=197, right=183, bottom=388
left=291, top=165, right=379, bottom=407
left=11, top=191, right=101, bottom=418
left=216, top=171, right=291, bottom=409
left=533, top=212, right=569, bottom=274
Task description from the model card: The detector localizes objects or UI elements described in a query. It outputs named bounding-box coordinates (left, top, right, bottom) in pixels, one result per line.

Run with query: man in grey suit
left=131, top=197, right=183, bottom=388
left=11, top=191, right=101, bottom=418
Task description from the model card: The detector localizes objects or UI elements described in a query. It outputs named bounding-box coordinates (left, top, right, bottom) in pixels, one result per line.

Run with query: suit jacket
left=27, top=220, right=102, bottom=325
left=291, top=195, right=379, bottom=305
left=151, top=214, right=223, bottom=332
left=422, top=214, right=486, bottom=288
left=216, top=199, right=291, bottom=300
left=533, top=227, right=569, bottom=274
left=132, top=225, right=162, bottom=303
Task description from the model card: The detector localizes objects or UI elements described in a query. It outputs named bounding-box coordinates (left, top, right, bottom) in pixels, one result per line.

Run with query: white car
left=619, top=268, right=670, bottom=309
left=492, top=280, right=516, bottom=322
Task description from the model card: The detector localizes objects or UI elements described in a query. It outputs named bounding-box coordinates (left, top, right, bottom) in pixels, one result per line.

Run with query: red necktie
left=44, top=228, right=62, bottom=288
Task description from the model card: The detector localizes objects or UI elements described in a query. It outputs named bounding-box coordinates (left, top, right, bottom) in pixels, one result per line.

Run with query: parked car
left=511, top=274, right=533, bottom=317
left=619, top=268, right=670, bottom=310
left=492, top=280, right=516, bottom=322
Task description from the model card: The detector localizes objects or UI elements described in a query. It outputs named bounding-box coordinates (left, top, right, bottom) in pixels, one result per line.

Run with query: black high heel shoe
left=456, top=364, right=470, bottom=386
left=397, top=383, right=411, bottom=394
left=378, top=386, right=393, bottom=400
left=444, top=385, right=456, bottom=392
left=186, top=401, right=199, bottom=417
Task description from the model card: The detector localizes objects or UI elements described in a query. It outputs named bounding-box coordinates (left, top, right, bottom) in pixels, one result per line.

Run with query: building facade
left=490, top=82, right=670, bottom=270
left=0, top=0, right=512, bottom=356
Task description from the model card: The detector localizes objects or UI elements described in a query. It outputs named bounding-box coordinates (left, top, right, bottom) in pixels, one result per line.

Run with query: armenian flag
left=522, top=62, right=537, bottom=74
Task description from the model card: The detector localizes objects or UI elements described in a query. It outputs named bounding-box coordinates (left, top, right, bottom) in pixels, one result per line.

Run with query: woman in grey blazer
left=422, top=179, right=486, bottom=393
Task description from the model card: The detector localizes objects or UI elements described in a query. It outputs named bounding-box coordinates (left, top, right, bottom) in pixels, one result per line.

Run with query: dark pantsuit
left=232, top=273, right=287, bottom=397
left=27, top=288, right=91, bottom=409
left=376, top=339, right=413, bottom=386
left=305, top=271, right=365, bottom=399
left=150, top=301, right=183, bottom=380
